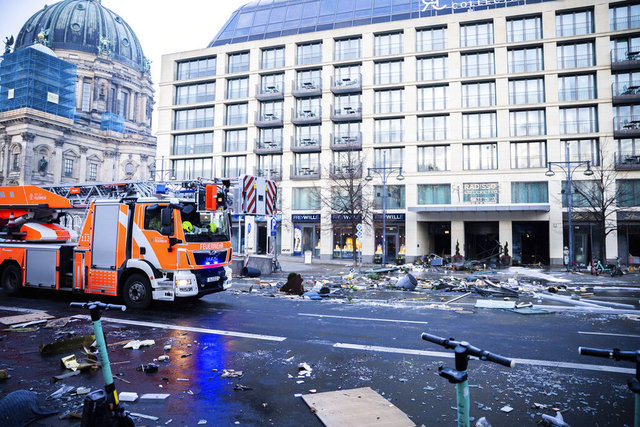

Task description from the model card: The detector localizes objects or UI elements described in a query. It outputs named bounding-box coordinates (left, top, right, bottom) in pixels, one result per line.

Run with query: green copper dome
left=14, top=0, right=148, bottom=73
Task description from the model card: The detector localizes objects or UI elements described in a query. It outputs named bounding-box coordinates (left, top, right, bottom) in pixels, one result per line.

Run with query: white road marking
left=333, top=343, right=635, bottom=374
left=299, top=312, right=429, bottom=325
left=73, top=315, right=286, bottom=342
left=0, top=305, right=44, bottom=314
left=579, top=331, right=640, bottom=338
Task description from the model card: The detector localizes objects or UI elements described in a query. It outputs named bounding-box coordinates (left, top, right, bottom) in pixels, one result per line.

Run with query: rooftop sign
left=421, top=0, right=523, bottom=12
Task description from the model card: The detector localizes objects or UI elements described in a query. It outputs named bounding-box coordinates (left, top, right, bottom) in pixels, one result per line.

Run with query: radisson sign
left=421, top=0, right=529, bottom=12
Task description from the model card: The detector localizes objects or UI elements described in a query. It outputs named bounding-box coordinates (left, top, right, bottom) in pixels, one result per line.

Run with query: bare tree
left=314, top=149, right=373, bottom=266
left=568, top=161, right=630, bottom=262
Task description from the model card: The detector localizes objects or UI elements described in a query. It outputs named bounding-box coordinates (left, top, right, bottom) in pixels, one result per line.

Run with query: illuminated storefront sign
left=463, top=183, right=499, bottom=204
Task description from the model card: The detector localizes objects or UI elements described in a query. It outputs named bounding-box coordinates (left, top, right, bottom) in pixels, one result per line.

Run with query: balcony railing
left=226, top=89, right=249, bottom=99
left=615, top=151, right=640, bottom=170
left=509, top=91, right=544, bottom=105
left=614, top=116, right=640, bottom=137
left=556, top=22, right=593, bottom=37
left=254, top=110, right=284, bottom=127
left=610, top=15, right=640, bottom=31
left=254, top=167, right=282, bottom=181
left=292, top=78, right=322, bottom=97
left=374, top=102, right=403, bottom=114
left=291, top=135, right=321, bottom=152
left=254, top=138, right=283, bottom=155
left=331, top=133, right=362, bottom=151
left=290, top=164, right=321, bottom=180
left=374, top=43, right=403, bottom=56
left=507, top=28, right=542, bottom=43
left=291, top=107, right=322, bottom=125
left=374, top=131, right=404, bottom=143
left=417, top=38, right=447, bottom=51
left=613, top=81, right=640, bottom=103
left=374, top=72, right=403, bottom=85
left=331, top=104, right=362, bottom=122
left=330, top=163, right=363, bottom=179
left=463, top=95, right=495, bottom=108
left=560, top=120, right=598, bottom=134
left=558, top=87, right=596, bottom=102
left=334, top=47, right=361, bottom=61
left=611, top=48, right=640, bottom=70
left=225, top=113, right=247, bottom=126
left=331, top=74, right=362, bottom=94
left=255, top=83, right=284, bottom=101
left=508, top=59, right=543, bottom=73
left=510, top=123, right=546, bottom=137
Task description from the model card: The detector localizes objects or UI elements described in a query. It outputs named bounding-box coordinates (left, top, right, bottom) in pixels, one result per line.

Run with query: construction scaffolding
left=0, top=45, right=76, bottom=119
left=101, top=112, right=125, bottom=133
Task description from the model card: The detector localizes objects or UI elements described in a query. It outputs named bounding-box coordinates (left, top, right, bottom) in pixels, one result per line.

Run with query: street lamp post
left=366, top=151, right=404, bottom=265
left=545, top=144, right=594, bottom=271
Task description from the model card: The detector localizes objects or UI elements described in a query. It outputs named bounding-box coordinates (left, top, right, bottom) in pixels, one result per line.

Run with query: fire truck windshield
left=180, top=207, right=230, bottom=243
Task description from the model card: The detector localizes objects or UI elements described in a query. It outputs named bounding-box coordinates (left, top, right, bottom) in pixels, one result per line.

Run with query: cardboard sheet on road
left=302, top=387, right=415, bottom=427
left=0, top=311, right=53, bottom=326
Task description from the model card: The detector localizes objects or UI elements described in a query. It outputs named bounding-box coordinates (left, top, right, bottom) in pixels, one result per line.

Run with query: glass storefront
left=373, top=213, right=406, bottom=263
left=292, top=214, right=321, bottom=257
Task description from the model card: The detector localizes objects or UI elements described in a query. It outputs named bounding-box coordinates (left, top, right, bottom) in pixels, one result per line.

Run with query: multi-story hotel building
left=158, top=0, right=640, bottom=266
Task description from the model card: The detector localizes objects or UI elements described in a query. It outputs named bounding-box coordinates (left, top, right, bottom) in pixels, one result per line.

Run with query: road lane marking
left=579, top=331, right=640, bottom=338
left=0, top=305, right=43, bottom=314
left=73, top=315, right=286, bottom=342
left=333, top=343, right=635, bottom=374
left=299, top=313, right=429, bottom=325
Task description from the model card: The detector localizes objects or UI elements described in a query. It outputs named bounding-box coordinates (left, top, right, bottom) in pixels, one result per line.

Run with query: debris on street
left=123, top=339, right=155, bottom=349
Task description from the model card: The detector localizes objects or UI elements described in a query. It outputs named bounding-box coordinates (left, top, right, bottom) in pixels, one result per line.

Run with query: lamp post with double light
left=366, top=151, right=404, bottom=265
left=545, top=144, right=594, bottom=271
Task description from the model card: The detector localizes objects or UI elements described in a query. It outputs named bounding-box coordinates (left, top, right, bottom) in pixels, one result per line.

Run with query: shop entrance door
left=302, top=226, right=315, bottom=253
left=386, top=233, right=398, bottom=260
left=464, top=222, right=500, bottom=262
left=257, top=224, right=267, bottom=254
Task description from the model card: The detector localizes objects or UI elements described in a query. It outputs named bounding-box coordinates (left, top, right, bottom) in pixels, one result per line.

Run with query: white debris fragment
left=541, top=411, right=570, bottom=427
left=118, top=392, right=139, bottom=402
left=500, top=405, right=513, bottom=413
left=124, top=340, right=155, bottom=350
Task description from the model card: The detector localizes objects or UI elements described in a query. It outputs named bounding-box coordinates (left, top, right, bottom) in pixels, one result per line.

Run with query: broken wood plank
left=302, top=387, right=415, bottom=427
left=0, top=312, right=53, bottom=326
left=443, top=292, right=472, bottom=305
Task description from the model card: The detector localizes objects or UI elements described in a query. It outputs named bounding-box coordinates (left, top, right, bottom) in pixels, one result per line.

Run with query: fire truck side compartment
left=25, top=247, right=58, bottom=288
left=92, top=204, right=120, bottom=270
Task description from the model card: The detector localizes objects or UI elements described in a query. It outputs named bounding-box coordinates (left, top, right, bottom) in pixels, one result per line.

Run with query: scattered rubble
left=123, top=339, right=155, bottom=350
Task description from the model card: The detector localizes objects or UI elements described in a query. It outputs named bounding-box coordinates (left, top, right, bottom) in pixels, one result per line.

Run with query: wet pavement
left=0, top=263, right=639, bottom=426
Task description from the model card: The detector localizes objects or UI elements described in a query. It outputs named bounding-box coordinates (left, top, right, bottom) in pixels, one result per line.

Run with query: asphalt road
left=0, top=275, right=638, bottom=426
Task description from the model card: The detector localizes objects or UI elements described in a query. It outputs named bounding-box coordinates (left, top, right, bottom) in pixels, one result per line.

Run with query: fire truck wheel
left=1, top=264, right=21, bottom=296
left=122, top=274, right=152, bottom=309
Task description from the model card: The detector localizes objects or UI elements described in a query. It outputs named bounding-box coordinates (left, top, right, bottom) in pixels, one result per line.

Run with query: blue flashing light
left=156, top=183, right=167, bottom=194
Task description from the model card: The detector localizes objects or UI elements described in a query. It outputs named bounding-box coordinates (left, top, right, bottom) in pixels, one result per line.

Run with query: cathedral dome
left=14, top=0, right=147, bottom=72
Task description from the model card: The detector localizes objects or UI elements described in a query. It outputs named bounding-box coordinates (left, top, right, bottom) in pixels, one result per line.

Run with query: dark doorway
left=512, top=221, right=549, bottom=265
left=257, top=224, right=267, bottom=254
left=428, top=222, right=451, bottom=257
left=464, top=221, right=499, bottom=261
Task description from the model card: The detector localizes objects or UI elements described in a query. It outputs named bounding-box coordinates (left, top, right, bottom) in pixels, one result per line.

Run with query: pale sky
left=0, top=0, right=246, bottom=133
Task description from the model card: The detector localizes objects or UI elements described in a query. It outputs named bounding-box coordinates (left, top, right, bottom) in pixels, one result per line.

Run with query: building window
left=562, top=138, right=600, bottom=165
left=617, top=179, right=640, bottom=207
left=418, top=184, right=451, bottom=204
left=296, top=69, right=322, bottom=90
left=611, top=36, right=640, bottom=63
left=226, top=103, right=248, bottom=126
left=173, top=132, right=214, bottom=155
left=174, top=107, right=214, bottom=130
left=64, top=158, right=74, bottom=177
left=375, top=32, right=403, bottom=56
left=226, top=77, right=249, bottom=99
left=506, top=15, right=542, bottom=43
left=511, top=141, right=546, bottom=169
left=334, top=64, right=361, bottom=83
left=510, top=109, right=546, bottom=136
left=118, top=90, right=128, bottom=118
left=172, top=158, right=213, bottom=180
left=375, top=60, right=403, bottom=85
left=227, top=52, right=249, bottom=73
left=556, top=9, right=593, bottom=37
left=260, top=128, right=283, bottom=146
left=374, top=147, right=403, bottom=168
left=374, top=118, right=404, bottom=143
left=463, top=143, right=497, bottom=170
left=511, top=182, right=548, bottom=203
left=294, top=153, right=321, bottom=175
left=81, top=82, right=91, bottom=112
left=463, top=112, right=497, bottom=138
left=335, top=122, right=360, bottom=140
left=558, top=74, right=596, bottom=101
left=560, top=106, right=598, bottom=134
left=417, top=56, right=448, bottom=81
left=610, top=4, right=640, bottom=31
left=88, top=163, right=98, bottom=181
left=561, top=181, right=598, bottom=207
left=11, top=152, right=20, bottom=171
left=334, top=93, right=361, bottom=112
left=374, top=185, right=405, bottom=209
left=293, top=187, right=320, bottom=210
left=261, top=73, right=284, bottom=93
left=261, top=47, right=285, bottom=69
left=462, top=81, right=495, bottom=108
left=617, top=138, right=640, bottom=160
left=417, top=85, right=447, bottom=111
left=297, top=42, right=322, bottom=65
left=295, top=97, right=321, bottom=118
left=176, top=82, right=215, bottom=105
left=225, top=129, right=247, bottom=152
left=177, top=57, right=216, bottom=80
left=297, top=125, right=321, bottom=143
left=417, top=145, right=449, bottom=171
left=223, top=155, right=246, bottom=177
left=509, top=78, right=544, bottom=105
left=257, top=154, right=282, bottom=179
left=460, top=21, right=493, bottom=47
left=557, top=42, right=595, bottom=69
left=417, top=26, right=447, bottom=51
left=461, top=51, right=494, bottom=77
left=334, top=37, right=361, bottom=61
left=418, top=116, right=448, bottom=141
left=508, top=47, right=543, bottom=73
left=612, top=72, right=640, bottom=97
left=260, top=100, right=283, bottom=121
left=375, top=89, right=403, bottom=114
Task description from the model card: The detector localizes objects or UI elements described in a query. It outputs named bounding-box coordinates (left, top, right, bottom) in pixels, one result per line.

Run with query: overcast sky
left=0, top=0, right=245, bottom=132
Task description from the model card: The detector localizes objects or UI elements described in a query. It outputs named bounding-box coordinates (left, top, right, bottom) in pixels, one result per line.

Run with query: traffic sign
left=356, top=230, right=362, bottom=239
left=356, top=223, right=363, bottom=231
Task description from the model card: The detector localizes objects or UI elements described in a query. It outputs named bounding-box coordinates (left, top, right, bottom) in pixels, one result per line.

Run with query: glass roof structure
left=209, top=0, right=558, bottom=47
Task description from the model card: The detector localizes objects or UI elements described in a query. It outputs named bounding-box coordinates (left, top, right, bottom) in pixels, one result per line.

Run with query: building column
left=451, top=220, right=465, bottom=258
left=405, top=211, right=419, bottom=263
left=499, top=219, right=512, bottom=259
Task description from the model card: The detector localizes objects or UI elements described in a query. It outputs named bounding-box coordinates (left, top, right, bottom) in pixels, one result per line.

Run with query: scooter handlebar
left=579, top=346, right=638, bottom=362
left=421, top=332, right=515, bottom=368
left=70, top=302, right=126, bottom=312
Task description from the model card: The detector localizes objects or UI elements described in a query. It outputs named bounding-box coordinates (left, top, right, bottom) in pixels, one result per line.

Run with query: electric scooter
left=421, top=333, right=515, bottom=427
left=70, top=301, right=134, bottom=427
left=579, top=346, right=640, bottom=427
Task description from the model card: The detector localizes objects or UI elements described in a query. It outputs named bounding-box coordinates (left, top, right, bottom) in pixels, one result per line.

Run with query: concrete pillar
left=245, top=216, right=256, bottom=254
left=499, top=219, right=512, bottom=259
left=405, top=211, right=419, bottom=261
left=451, top=220, right=465, bottom=258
